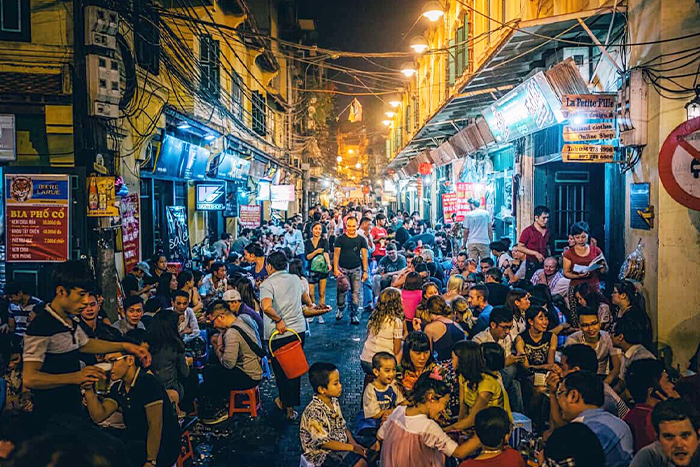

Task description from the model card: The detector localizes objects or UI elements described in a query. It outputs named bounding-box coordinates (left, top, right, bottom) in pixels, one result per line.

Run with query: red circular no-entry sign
left=659, top=116, right=700, bottom=211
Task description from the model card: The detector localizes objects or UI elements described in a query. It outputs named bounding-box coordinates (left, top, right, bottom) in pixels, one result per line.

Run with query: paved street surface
left=190, top=281, right=367, bottom=466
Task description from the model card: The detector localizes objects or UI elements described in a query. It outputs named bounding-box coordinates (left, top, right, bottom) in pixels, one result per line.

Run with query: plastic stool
left=177, top=430, right=194, bottom=467
left=261, top=356, right=272, bottom=381
left=229, top=386, right=262, bottom=418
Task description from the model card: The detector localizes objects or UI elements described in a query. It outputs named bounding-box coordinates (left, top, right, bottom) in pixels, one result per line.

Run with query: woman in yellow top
left=444, top=341, right=511, bottom=432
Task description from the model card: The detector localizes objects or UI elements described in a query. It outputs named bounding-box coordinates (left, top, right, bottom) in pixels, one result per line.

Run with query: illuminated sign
left=195, top=182, right=226, bottom=210
left=271, top=184, right=295, bottom=202
left=213, top=152, right=251, bottom=181
left=563, top=122, right=617, bottom=142
left=562, top=144, right=615, bottom=163
left=482, top=72, right=564, bottom=144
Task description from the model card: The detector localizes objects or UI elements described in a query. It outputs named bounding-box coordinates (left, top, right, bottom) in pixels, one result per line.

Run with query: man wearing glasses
left=473, top=306, right=526, bottom=413
left=564, top=307, right=622, bottom=386
left=82, top=340, right=180, bottom=467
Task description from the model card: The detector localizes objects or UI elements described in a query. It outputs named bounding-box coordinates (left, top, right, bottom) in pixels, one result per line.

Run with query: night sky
left=297, top=0, right=424, bottom=132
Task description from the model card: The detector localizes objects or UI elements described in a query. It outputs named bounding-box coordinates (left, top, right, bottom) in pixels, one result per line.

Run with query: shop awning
left=388, top=5, right=624, bottom=171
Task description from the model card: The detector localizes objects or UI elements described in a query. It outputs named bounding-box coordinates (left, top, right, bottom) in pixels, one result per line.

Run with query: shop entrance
left=534, top=162, right=606, bottom=254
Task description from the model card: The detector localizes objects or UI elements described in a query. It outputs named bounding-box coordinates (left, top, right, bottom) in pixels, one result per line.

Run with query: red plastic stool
left=228, top=386, right=262, bottom=418
left=177, top=430, right=194, bottom=467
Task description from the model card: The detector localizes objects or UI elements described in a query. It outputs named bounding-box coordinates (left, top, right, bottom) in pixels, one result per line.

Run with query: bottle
left=98, top=181, right=107, bottom=211
left=89, top=178, right=98, bottom=211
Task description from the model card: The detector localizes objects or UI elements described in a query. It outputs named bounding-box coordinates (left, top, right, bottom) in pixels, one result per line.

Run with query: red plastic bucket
left=268, top=329, right=309, bottom=379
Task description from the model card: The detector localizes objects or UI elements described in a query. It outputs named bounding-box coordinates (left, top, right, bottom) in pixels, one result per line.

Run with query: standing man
left=334, top=217, right=369, bottom=325
left=461, top=198, right=493, bottom=263
left=260, top=251, right=309, bottom=421
left=370, top=213, right=388, bottom=260
left=23, top=261, right=150, bottom=421
left=518, top=206, right=551, bottom=280
left=283, top=221, right=305, bottom=262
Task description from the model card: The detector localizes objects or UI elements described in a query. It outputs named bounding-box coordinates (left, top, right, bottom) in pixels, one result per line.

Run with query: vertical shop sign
left=87, top=176, right=119, bottom=217
left=166, top=206, right=191, bottom=268
left=239, top=205, right=261, bottom=228
left=120, top=193, right=140, bottom=272
left=442, top=193, right=458, bottom=220
left=5, top=174, right=70, bottom=262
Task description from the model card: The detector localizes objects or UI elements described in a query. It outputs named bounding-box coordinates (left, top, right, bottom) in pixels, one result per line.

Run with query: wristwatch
left=146, top=460, right=157, bottom=466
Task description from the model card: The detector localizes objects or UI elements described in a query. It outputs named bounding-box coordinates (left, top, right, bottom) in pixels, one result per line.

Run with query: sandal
left=274, top=397, right=285, bottom=412
left=285, top=408, right=299, bottom=421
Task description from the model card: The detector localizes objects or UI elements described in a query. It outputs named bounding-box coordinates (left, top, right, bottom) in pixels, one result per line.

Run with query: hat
left=223, top=289, right=241, bottom=302
left=135, top=261, right=151, bottom=276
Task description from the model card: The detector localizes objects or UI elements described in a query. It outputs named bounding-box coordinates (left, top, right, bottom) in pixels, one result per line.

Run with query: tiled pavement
left=191, top=279, right=368, bottom=466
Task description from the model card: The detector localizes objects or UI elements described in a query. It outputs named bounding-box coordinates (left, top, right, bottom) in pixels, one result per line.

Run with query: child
left=300, top=363, right=368, bottom=467
left=377, top=370, right=480, bottom=466
left=459, top=407, right=525, bottom=466
left=357, top=352, right=405, bottom=435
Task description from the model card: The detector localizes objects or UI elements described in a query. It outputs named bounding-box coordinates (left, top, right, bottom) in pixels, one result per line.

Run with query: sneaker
left=202, top=407, right=229, bottom=425
left=317, top=316, right=325, bottom=324
left=335, top=309, right=343, bottom=321
left=351, top=316, right=360, bottom=325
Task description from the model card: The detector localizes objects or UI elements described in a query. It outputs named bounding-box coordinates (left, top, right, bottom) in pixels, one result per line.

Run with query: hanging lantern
left=418, top=162, right=433, bottom=175
left=362, top=185, right=371, bottom=195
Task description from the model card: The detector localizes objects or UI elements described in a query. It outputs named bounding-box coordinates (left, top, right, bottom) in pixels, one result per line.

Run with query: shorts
left=321, top=450, right=364, bottom=467
left=308, top=271, right=329, bottom=285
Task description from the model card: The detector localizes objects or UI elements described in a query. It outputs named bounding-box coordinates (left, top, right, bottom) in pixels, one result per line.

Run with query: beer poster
left=120, top=193, right=140, bottom=273
left=87, top=176, right=119, bottom=217
left=5, top=174, right=70, bottom=262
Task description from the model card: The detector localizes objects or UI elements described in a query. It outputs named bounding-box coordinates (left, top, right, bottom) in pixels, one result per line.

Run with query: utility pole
left=73, top=0, right=119, bottom=321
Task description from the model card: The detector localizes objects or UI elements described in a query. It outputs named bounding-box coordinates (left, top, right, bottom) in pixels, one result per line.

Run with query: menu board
left=239, top=205, right=261, bottom=228
left=5, top=174, right=70, bottom=262
left=120, top=193, right=140, bottom=272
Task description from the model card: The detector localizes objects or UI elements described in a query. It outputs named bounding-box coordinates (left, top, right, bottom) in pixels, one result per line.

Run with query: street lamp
left=336, top=156, right=342, bottom=163
left=348, top=149, right=355, bottom=154
left=410, top=36, right=429, bottom=54
left=400, top=63, right=417, bottom=77
left=356, top=162, right=362, bottom=169
left=686, top=86, right=700, bottom=120
left=422, top=1, right=445, bottom=22
left=385, top=111, right=397, bottom=118
left=388, top=95, right=402, bottom=108
left=382, top=120, right=392, bottom=126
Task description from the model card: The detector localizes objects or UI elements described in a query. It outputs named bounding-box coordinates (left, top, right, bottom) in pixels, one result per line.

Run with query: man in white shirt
left=565, top=307, right=622, bottom=386
left=612, top=317, right=656, bottom=391
left=461, top=198, right=493, bottom=263
left=283, top=222, right=305, bottom=260
left=171, top=290, right=200, bottom=343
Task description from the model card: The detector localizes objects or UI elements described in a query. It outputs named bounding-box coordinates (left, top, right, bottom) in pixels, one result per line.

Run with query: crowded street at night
left=0, top=0, right=700, bottom=466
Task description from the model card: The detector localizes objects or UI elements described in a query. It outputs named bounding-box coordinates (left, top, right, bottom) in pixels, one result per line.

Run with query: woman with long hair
left=413, top=281, right=441, bottom=332
left=244, top=243, right=267, bottom=287
left=360, top=287, right=406, bottom=375
left=397, top=331, right=445, bottom=393
left=423, top=296, right=466, bottom=363
left=611, top=280, right=653, bottom=350
left=177, top=270, right=203, bottom=315
left=445, top=341, right=511, bottom=432
left=146, top=310, right=190, bottom=416
left=505, top=288, right=530, bottom=338
left=153, top=272, right=177, bottom=312
left=443, top=275, right=465, bottom=304
left=305, top=221, right=332, bottom=309
left=235, top=276, right=260, bottom=313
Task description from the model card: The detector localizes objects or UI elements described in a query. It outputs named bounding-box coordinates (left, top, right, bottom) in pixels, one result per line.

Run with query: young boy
left=300, top=362, right=368, bottom=467
left=358, top=352, right=404, bottom=435
left=459, top=406, right=525, bottom=466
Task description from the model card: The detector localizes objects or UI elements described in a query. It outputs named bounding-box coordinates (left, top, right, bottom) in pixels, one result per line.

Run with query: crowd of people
left=0, top=201, right=697, bottom=467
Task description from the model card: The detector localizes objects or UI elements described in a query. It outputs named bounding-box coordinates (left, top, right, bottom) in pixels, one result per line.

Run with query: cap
left=223, top=289, right=241, bottom=302
left=135, top=261, right=151, bottom=276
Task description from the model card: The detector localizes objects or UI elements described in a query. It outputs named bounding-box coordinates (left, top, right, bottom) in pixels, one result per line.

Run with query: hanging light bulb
left=686, top=86, right=700, bottom=121
left=388, top=95, right=402, bottom=108
left=356, top=162, right=362, bottom=169
left=409, top=36, right=429, bottom=54
left=348, top=149, right=354, bottom=154
left=385, top=111, right=397, bottom=118
left=400, top=63, right=417, bottom=77
left=336, top=156, right=342, bottom=163
left=422, top=1, right=445, bottom=22
left=382, top=120, right=392, bottom=126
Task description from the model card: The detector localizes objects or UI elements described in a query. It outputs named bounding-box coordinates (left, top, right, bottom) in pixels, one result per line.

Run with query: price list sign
left=5, top=174, right=70, bottom=262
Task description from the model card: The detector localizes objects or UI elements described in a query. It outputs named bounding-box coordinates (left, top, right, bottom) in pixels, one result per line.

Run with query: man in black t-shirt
left=394, top=218, right=411, bottom=249
left=122, top=262, right=154, bottom=297
left=83, top=344, right=180, bottom=467
left=333, top=217, right=368, bottom=325
left=484, top=268, right=510, bottom=307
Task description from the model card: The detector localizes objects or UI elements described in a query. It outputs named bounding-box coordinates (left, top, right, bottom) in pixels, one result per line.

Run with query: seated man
left=530, top=257, right=570, bottom=299
left=624, top=359, right=680, bottom=454
left=200, top=302, right=263, bottom=425
left=450, top=251, right=470, bottom=276
left=612, top=317, right=656, bottom=394
left=112, top=296, right=146, bottom=335
left=78, top=290, right=122, bottom=365
left=82, top=340, right=181, bottom=467
left=6, top=281, right=43, bottom=340
left=479, top=257, right=495, bottom=274
left=222, top=290, right=263, bottom=344
left=630, top=399, right=700, bottom=467
left=484, top=268, right=509, bottom=307
left=170, top=290, right=200, bottom=342
left=473, top=306, right=525, bottom=414
left=551, top=370, right=634, bottom=467
left=470, top=285, right=493, bottom=333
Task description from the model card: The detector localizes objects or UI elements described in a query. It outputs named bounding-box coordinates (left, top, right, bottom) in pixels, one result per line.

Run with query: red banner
left=239, top=205, right=261, bottom=228
left=120, top=193, right=140, bottom=273
left=5, top=174, right=70, bottom=262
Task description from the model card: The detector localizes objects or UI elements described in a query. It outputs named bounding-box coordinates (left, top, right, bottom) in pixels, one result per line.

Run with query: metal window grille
left=199, top=35, right=220, bottom=99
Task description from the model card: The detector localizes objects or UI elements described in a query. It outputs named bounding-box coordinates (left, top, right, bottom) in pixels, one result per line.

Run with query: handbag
left=310, top=254, right=328, bottom=273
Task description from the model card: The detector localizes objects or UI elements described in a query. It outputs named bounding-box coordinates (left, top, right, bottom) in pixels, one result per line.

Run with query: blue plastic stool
left=261, top=356, right=272, bottom=380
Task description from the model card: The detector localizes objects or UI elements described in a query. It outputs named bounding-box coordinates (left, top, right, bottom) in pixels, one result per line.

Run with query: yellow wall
left=624, top=0, right=700, bottom=369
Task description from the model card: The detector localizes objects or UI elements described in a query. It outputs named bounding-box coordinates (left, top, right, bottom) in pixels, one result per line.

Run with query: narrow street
left=194, top=281, right=366, bottom=467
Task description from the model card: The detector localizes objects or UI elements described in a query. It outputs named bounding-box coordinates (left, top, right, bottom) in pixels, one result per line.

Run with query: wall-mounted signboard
left=195, top=181, right=226, bottom=211
left=562, top=144, right=615, bottom=163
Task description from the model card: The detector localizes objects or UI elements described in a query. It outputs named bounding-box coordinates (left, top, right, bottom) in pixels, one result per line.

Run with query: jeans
left=337, top=266, right=362, bottom=320
left=501, top=364, right=525, bottom=414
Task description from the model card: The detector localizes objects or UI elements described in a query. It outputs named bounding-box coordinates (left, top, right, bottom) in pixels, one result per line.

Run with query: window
left=1, top=0, right=30, bottom=42
left=135, top=3, right=160, bottom=75
left=251, top=91, right=266, bottom=136
left=199, top=35, right=220, bottom=99
left=231, top=71, right=243, bottom=121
